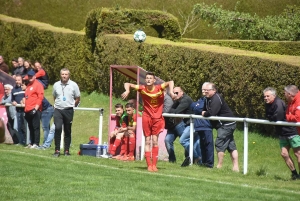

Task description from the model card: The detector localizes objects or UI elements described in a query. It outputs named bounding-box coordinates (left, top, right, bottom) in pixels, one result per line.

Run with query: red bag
left=88, top=136, right=99, bottom=145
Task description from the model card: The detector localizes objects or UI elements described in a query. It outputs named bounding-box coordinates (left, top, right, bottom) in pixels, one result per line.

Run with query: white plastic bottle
left=102, top=142, right=108, bottom=155
left=96, top=144, right=101, bottom=158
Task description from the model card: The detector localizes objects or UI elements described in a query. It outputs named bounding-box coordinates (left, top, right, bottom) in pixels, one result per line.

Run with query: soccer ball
left=133, top=30, right=146, bottom=43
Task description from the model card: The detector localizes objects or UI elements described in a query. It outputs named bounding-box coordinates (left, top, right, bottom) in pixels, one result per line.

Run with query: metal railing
left=162, top=113, right=300, bottom=175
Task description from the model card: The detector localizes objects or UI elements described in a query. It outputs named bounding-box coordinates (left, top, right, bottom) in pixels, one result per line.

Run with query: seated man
left=120, top=102, right=137, bottom=161
left=109, top=103, right=127, bottom=158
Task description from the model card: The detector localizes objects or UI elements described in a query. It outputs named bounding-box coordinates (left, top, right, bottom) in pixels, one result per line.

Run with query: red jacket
left=286, top=91, right=300, bottom=135
left=24, top=80, right=44, bottom=112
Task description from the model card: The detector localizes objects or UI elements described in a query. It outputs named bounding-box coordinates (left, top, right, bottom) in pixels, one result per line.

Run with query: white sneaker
left=30, top=144, right=39, bottom=149
left=100, top=154, right=109, bottom=158
left=25, top=144, right=32, bottom=148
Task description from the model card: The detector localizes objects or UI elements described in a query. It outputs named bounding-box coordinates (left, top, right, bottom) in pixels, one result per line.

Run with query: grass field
left=0, top=86, right=300, bottom=200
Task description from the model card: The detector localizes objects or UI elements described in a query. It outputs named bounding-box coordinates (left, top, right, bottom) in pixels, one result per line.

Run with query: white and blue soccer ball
left=133, top=30, right=146, bottom=43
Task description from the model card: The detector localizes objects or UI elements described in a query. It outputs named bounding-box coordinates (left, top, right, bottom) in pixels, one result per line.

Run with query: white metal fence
left=4, top=103, right=104, bottom=148
left=162, top=113, right=300, bottom=175
left=7, top=103, right=300, bottom=175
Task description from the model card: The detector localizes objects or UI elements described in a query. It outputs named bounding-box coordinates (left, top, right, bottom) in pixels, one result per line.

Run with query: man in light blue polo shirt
left=52, top=68, right=80, bottom=157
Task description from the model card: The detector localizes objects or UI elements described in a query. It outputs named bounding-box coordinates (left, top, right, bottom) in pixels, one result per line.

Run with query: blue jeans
left=179, top=126, right=201, bottom=160
left=16, top=111, right=26, bottom=145
left=41, top=106, right=54, bottom=144
left=164, top=121, right=185, bottom=162
left=41, top=123, right=55, bottom=148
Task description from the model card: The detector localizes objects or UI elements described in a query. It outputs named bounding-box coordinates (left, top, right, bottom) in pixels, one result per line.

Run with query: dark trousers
left=196, top=130, right=214, bottom=168
left=25, top=110, right=41, bottom=145
left=16, top=111, right=26, bottom=145
left=7, top=115, right=18, bottom=144
left=54, top=108, right=74, bottom=152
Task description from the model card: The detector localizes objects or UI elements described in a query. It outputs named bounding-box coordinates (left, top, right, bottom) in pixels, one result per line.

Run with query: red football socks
left=110, top=138, right=121, bottom=155
left=128, top=137, right=136, bottom=157
left=145, top=151, right=152, bottom=167
left=152, top=146, right=159, bottom=167
left=120, top=137, right=129, bottom=156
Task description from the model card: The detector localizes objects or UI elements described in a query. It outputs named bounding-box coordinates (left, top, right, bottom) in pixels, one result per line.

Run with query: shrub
left=85, top=7, right=181, bottom=52
left=93, top=34, right=300, bottom=134
left=181, top=39, right=300, bottom=56
left=0, top=17, right=96, bottom=92
left=193, top=3, right=300, bottom=41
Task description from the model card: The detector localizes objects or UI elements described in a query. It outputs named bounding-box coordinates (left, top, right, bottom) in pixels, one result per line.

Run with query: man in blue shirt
left=190, top=82, right=214, bottom=168
left=11, top=75, right=26, bottom=145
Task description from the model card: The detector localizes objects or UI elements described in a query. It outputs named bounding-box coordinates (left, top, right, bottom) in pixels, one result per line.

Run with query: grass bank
left=0, top=87, right=299, bottom=200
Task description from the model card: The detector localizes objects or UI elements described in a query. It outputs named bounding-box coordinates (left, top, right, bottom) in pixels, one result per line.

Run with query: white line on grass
left=2, top=149, right=300, bottom=195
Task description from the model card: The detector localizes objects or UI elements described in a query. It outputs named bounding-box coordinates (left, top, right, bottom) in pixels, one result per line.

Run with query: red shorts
left=142, top=115, right=165, bottom=137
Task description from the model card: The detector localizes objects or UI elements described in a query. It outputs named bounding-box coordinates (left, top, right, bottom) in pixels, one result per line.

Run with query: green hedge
left=0, top=17, right=96, bottom=92
left=181, top=39, right=300, bottom=56
left=85, top=7, right=181, bottom=49
left=2, top=0, right=300, bottom=40
left=2, top=14, right=300, bottom=135
left=94, top=35, right=300, bottom=134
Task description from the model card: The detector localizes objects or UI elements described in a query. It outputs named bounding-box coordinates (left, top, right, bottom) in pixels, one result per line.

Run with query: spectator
left=1, top=84, right=18, bottom=144
left=11, top=58, right=18, bottom=75
left=163, top=89, right=180, bottom=163
left=23, top=60, right=34, bottom=75
left=52, top=68, right=80, bottom=157
left=38, top=123, right=55, bottom=150
left=12, top=57, right=25, bottom=78
left=284, top=85, right=300, bottom=135
left=39, top=98, right=54, bottom=148
left=121, top=72, right=174, bottom=172
left=168, top=86, right=201, bottom=167
left=163, top=89, right=186, bottom=163
left=33, top=61, right=49, bottom=89
left=0, top=55, right=9, bottom=74
left=202, top=82, right=239, bottom=172
left=264, top=87, right=300, bottom=180
left=24, top=70, right=44, bottom=149
left=190, top=82, right=214, bottom=168
left=108, top=103, right=127, bottom=158
left=11, top=75, right=27, bottom=145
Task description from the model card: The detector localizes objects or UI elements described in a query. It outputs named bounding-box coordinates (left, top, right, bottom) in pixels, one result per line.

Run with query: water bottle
left=102, top=142, right=108, bottom=155
left=96, top=144, right=101, bottom=158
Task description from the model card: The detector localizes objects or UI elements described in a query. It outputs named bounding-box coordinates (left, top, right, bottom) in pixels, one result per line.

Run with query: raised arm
left=164, top=81, right=174, bottom=98
left=121, top=83, right=136, bottom=100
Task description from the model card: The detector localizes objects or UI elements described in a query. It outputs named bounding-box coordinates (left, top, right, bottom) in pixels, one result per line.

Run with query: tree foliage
left=193, top=3, right=300, bottom=41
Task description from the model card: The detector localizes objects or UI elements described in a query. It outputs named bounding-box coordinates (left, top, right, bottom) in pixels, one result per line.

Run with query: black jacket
left=169, top=93, right=193, bottom=125
left=203, top=93, right=235, bottom=129
left=265, top=96, right=297, bottom=137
